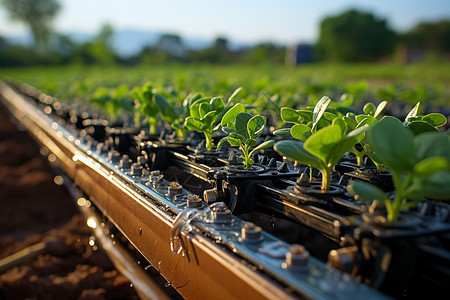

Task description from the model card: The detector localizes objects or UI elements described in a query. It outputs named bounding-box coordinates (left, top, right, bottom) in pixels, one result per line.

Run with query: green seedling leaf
left=298, top=110, right=313, bottom=123
left=185, top=116, right=205, bottom=132
left=363, top=103, right=376, bottom=116
left=189, top=97, right=210, bottom=119
left=274, top=140, right=319, bottom=168
left=374, top=101, right=387, bottom=118
left=227, top=87, right=242, bottom=104
left=280, top=107, right=300, bottom=123
left=291, top=124, right=311, bottom=141
left=404, top=102, right=420, bottom=123
left=355, top=114, right=377, bottom=125
left=312, top=96, right=331, bottom=131
left=199, top=102, right=209, bottom=119
left=228, top=137, right=242, bottom=147
left=210, top=97, right=224, bottom=114
left=422, top=113, right=447, bottom=127
left=347, top=181, right=388, bottom=202
left=222, top=126, right=237, bottom=134
left=217, top=137, right=228, bottom=150
left=414, top=131, right=450, bottom=161
left=273, top=128, right=291, bottom=137
left=221, top=103, right=245, bottom=127
left=343, top=116, right=357, bottom=130
left=408, top=121, right=438, bottom=135
left=367, top=116, right=416, bottom=172
left=332, top=118, right=347, bottom=134
left=229, top=132, right=246, bottom=141
left=250, top=140, right=275, bottom=156
left=247, top=139, right=257, bottom=147
left=247, top=115, right=266, bottom=139
left=304, top=125, right=342, bottom=165
left=414, top=156, right=449, bottom=177
left=113, top=84, right=129, bottom=98
left=235, top=112, right=253, bottom=140
left=334, top=93, right=353, bottom=108
left=154, top=94, right=177, bottom=123
left=419, top=171, right=450, bottom=200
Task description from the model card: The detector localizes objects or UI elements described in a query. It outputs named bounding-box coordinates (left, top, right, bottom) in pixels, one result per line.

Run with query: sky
left=1, top=0, right=450, bottom=45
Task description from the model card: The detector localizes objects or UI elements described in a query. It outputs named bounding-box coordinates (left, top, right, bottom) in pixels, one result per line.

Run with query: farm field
left=1, top=62, right=450, bottom=110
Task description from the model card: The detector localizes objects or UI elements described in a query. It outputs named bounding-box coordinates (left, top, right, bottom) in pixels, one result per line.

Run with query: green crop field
left=1, top=62, right=449, bottom=112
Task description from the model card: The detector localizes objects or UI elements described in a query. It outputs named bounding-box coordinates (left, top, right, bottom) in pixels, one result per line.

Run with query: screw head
left=241, top=222, right=262, bottom=241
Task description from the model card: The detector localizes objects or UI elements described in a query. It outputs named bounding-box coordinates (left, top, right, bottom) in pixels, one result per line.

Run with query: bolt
left=212, top=206, right=232, bottom=222
left=119, top=155, right=132, bottom=169
left=327, top=247, right=356, bottom=274
left=107, top=151, right=121, bottom=163
left=277, top=162, right=289, bottom=173
left=286, top=244, right=309, bottom=269
left=131, top=163, right=143, bottom=176
left=241, top=222, right=262, bottom=241
left=203, top=188, right=218, bottom=204
left=168, top=182, right=182, bottom=195
left=296, top=172, right=310, bottom=187
left=148, top=170, right=164, bottom=188
left=187, top=194, right=202, bottom=208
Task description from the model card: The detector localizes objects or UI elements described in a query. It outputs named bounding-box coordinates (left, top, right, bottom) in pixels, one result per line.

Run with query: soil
left=0, top=104, right=140, bottom=300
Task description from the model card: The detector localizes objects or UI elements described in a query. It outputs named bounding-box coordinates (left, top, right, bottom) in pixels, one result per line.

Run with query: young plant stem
left=320, top=166, right=332, bottom=191
left=176, top=129, right=184, bottom=140
left=242, top=144, right=251, bottom=168
left=389, top=171, right=412, bottom=223
left=205, top=131, right=214, bottom=151
left=149, top=121, right=156, bottom=135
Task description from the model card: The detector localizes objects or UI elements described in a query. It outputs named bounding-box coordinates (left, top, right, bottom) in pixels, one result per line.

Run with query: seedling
left=273, top=96, right=338, bottom=141
left=275, top=121, right=369, bottom=191
left=403, top=102, right=447, bottom=135
left=184, top=97, right=225, bottom=151
left=348, top=116, right=450, bottom=223
left=343, top=101, right=387, bottom=167
left=218, top=106, right=274, bottom=168
left=153, top=92, right=186, bottom=139
left=91, top=84, right=132, bottom=121
left=130, top=83, right=159, bottom=134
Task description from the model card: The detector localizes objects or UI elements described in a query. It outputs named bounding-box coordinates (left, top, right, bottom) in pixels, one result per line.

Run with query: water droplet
left=130, top=284, right=133, bottom=288
left=165, top=282, right=171, bottom=288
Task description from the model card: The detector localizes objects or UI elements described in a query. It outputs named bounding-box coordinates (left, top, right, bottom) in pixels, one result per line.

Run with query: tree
left=245, top=42, right=285, bottom=64
left=402, top=20, right=450, bottom=53
left=1, top=0, right=61, bottom=50
left=316, top=9, right=396, bottom=62
left=72, top=24, right=116, bottom=65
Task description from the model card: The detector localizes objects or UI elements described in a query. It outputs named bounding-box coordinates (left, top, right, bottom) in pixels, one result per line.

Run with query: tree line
left=0, top=0, right=449, bottom=67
